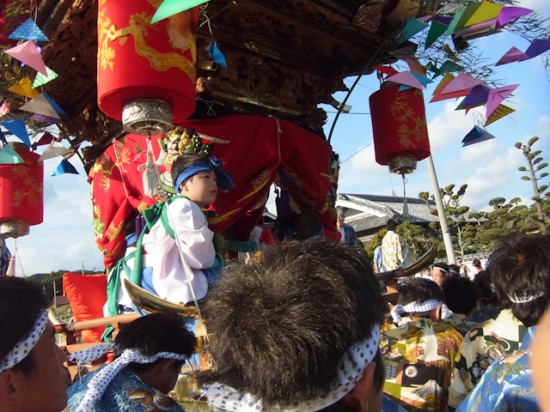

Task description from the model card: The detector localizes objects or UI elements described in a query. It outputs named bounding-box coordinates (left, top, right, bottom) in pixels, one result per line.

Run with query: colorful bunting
left=0, top=129, right=6, bottom=144
left=524, top=39, right=550, bottom=59
left=8, top=77, right=39, bottom=99
left=0, top=144, right=24, bottom=164
left=485, top=104, right=515, bottom=126
left=453, top=18, right=498, bottom=41
left=151, top=0, right=209, bottom=24
left=32, top=67, right=58, bottom=88
left=30, top=113, right=60, bottom=124
left=19, top=94, right=60, bottom=119
left=207, top=41, right=227, bottom=69
left=3, top=41, right=48, bottom=76
left=444, top=7, right=466, bottom=36
left=0, top=119, right=31, bottom=147
left=35, top=132, right=55, bottom=146
left=462, top=125, right=495, bottom=146
left=486, top=84, right=518, bottom=118
left=495, top=46, right=528, bottom=66
left=403, top=57, right=427, bottom=76
left=464, top=0, right=503, bottom=27
left=52, top=158, right=79, bottom=176
left=456, top=84, right=491, bottom=110
left=440, top=73, right=484, bottom=94
left=425, top=21, right=448, bottom=48
left=387, top=71, right=424, bottom=89
left=43, top=94, right=65, bottom=115
left=8, top=18, right=48, bottom=42
left=374, top=65, right=399, bottom=77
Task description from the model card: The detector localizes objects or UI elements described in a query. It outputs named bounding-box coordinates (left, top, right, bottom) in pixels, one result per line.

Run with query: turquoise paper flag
left=52, top=159, right=79, bottom=176
left=0, top=145, right=24, bottom=164
left=9, top=18, right=48, bottom=42
left=33, top=67, right=58, bottom=88
left=151, top=0, right=209, bottom=24
left=207, top=41, right=227, bottom=69
left=396, top=18, right=429, bottom=45
left=0, top=119, right=31, bottom=147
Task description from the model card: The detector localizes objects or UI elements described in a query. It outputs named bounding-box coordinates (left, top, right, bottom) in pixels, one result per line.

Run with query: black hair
left=489, top=234, right=550, bottom=327
left=289, top=212, right=323, bottom=240
left=472, top=258, right=482, bottom=269
left=171, top=153, right=209, bottom=189
left=0, top=277, right=49, bottom=374
left=398, top=278, right=444, bottom=317
left=201, top=239, right=387, bottom=408
left=432, top=262, right=450, bottom=273
left=115, top=313, right=196, bottom=373
left=473, top=270, right=499, bottom=308
left=386, top=219, right=397, bottom=231
left=442, top=276, right=478, bottom=316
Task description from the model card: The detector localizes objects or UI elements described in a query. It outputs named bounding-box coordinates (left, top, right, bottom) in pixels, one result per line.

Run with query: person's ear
left=344, top=361, right=380, bottom=412
left=0, top=370, right=22, bottom=402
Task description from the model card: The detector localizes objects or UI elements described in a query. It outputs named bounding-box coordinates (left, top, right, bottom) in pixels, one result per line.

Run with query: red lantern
left=369, top=83, right=431, bottom=174
left=97, top=0, right=198, bottom=133
left=0, top=144, right=44, bottom=238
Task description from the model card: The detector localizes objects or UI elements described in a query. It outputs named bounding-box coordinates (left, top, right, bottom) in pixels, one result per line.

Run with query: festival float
left=0, top=0, right=546, bottom=409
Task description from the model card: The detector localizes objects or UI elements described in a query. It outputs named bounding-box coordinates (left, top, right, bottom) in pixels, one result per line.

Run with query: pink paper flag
left=386, top=71, right=424, bottom=89
left=486, top=84, right=519, bottom=119
left=3, top=41, right=48, bottom=76
left=441, top=73, right=485, bottom=94
left=495, top=46, right=528, bottom=66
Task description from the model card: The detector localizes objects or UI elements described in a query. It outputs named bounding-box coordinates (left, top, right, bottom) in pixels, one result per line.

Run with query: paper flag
left=0, top=145, right=24, bottom=164
left=30, top=113, right=59, bottom=124
left=464, top=0, right=503, bottom=27
left=52, top=159, right=79, bottom=176
left=453, top=18, right=497, bottom=41
left=441, top=73, right=484, bottom=94
left=19, top=94, right=60, bottom=119
left=39, top=142, right=70, bottom=161
left=387, top=71, right=424, bottom=89
left=456, top=84, right=491, bottom=109
left=8, top=77, right=39, bottom=99
left=445, top=7, right=466, bottom=36
left=0, top=129, right=6, bottom=144
left=151, top=0, right=209, bottom=24
left=3, top=41, right=48, bottom=76
left=432, top=73, right=455, bottom=95
left=35, top=132, right=55, bottom=146
left=0, top=101, right=10, bottom=116
left=373, top=65, right=399, bottom=77
left=462, top=125, right=496, bottom=146
left=32, top=67, right=58, bottom=88
left=495, top=46, right=528, bottom=66
left=486, top=84, right=518, bottom=118
left=207, top=41, right=227, bottom=69
left=525, top=39, right=550, bottom=59
left=396, top=18, right=429, bottom=44
left=454, top=2, right=482, bottom=32
left=485, top=104, right=515, bottom=126
left=425, top=21, right=449, bottom=48
left=497, top=6, right=533, bottom=28
left=403, top=57, right=426, bottom=76
left=43, top=94, right=65, bottom=115
left=437, top=60, right=463, bottom=75
left=0, top=119, right=31, bottom=147
left=8, top=18, right=48, bottom=42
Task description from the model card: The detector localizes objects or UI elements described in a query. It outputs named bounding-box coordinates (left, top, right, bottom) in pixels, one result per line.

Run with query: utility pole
left=426, top=155, right=455, bottom=263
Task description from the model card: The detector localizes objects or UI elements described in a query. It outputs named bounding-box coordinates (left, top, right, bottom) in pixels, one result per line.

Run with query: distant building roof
left=336, top=193, right=438, bottom=235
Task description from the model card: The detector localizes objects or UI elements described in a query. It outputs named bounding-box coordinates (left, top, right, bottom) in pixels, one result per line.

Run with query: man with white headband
left=384, top=277, right=463, bottom=411
left=199, top=239, right=407, bottom=412
left=457, top=234, right=550, bottom=412
left=0, top=276, right=70, bottom=412
left=66, top=312, right=196, bottom=411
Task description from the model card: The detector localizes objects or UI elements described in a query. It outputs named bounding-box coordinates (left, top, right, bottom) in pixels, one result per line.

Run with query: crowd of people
left=1, top=231, right=549, bottom=412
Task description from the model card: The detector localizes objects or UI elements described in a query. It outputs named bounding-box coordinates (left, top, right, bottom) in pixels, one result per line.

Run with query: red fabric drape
left=89, top=114, right=337, bottom=269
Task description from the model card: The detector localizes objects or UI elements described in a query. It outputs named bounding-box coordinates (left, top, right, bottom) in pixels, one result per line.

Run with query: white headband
left=0, top=310, right=48, bottom=373
left=391, top=299, right=442, bottom=324
left=508, top=291, right=545, bottom=304
left=202, top=325, right=381, bottom=412
left=73, top=348, right=186, bottom=412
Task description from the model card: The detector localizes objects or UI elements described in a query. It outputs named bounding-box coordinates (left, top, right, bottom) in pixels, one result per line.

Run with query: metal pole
left=426, top=155, right=455, bottom=263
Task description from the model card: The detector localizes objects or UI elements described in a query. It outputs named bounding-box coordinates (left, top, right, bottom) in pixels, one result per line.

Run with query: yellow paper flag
left=8, top=77, right=39, bottom=98
left=484, top=104, right=515, bottom=126
left=464, top=0, right=504, bottom=27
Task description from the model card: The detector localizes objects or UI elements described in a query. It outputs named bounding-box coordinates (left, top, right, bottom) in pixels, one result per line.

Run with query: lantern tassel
left=402, top=173, right=409, bottom=218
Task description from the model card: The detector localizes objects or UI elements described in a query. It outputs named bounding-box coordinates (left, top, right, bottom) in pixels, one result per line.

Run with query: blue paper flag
left=9, top=18, right=48, bottom=42
left=52, top=159, right=79, bottom=176
left=0, top=119, right=31, bottom=147
left=43, top=94, right=66, bottom=115
left=0, top=129, right=6, bottom=144
left=462, top=125, right=496, bottom=146
left=207, top=41, right=227, bottom=69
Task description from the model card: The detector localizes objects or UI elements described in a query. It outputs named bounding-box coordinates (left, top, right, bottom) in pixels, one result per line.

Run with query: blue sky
left=5, top=0, right=549, bottom=275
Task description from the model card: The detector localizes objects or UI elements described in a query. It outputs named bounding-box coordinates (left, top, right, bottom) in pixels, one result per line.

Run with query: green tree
left=515, top=136, right=549, bottom=234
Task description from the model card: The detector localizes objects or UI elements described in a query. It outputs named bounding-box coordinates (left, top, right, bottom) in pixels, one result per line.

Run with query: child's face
left=180, top=169, right=218, bottom=208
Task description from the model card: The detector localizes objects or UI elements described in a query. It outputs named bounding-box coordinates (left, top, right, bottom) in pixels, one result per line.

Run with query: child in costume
left=109, top=153, right=233, bottom=313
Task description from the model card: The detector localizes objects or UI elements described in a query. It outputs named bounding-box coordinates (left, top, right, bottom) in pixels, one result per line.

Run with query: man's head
left=386, top=219, right=397, bottom=231
left=489, top=234, right=550, bottom=327
left=396, top=277, right=444, bottom=321
left=431, top=262, right=450, bottom=287
left=0, top=277, right=70, bottom=412
left=336, top=207, right=345, bottom=228
left=442, top=276, right=478, bottom=316
left=115, top=313, right=196, bottom=394
left=201, top=239, right=387, bottom=411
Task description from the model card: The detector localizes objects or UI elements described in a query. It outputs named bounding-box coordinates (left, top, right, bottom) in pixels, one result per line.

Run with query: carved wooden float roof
left=32, top=0, right=408, bottom=160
